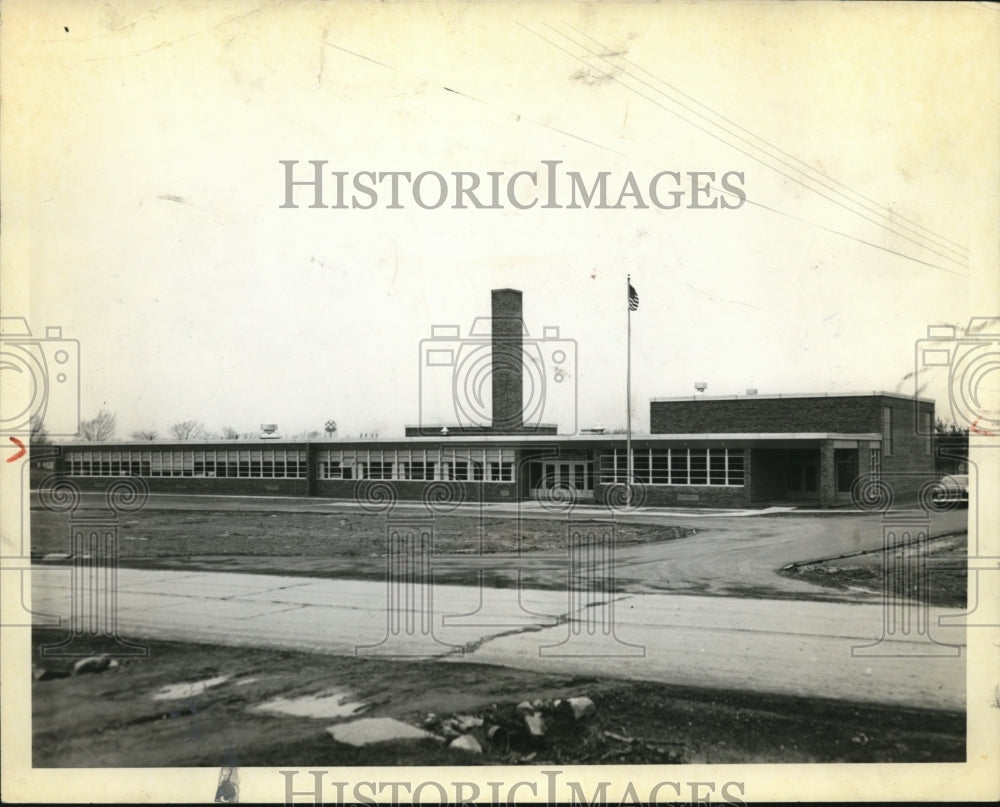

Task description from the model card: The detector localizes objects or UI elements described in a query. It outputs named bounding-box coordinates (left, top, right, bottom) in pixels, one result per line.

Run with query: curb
left=781, top=528, right=968, bottom=570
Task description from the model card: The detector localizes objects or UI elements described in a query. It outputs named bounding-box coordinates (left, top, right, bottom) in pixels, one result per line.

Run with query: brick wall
left=594, top=482, right=749, bottom=508
left=55, top=475, right=520, bottom=504
left=58, top=476, right=310, bottom=496
left=652, top=395, right=890, bottom=434
left=315, top=479, right=518, bottom=503
left=881, top=397, right=937, bottom=499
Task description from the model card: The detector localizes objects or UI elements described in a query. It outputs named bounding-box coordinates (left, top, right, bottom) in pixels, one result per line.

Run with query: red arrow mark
left=7, top=436, right=26, bottom=463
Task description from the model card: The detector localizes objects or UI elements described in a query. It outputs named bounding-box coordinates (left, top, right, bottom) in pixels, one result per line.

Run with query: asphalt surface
left=30, top=564, right=966, bottom=711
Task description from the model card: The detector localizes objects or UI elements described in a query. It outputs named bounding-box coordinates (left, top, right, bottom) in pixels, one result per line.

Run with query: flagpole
left=626, top=274, right=633, bottom=504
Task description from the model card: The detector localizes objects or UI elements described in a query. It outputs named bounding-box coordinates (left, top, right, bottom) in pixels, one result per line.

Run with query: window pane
left=651, top=451, right=669, bottom=483
left=728, top=451, right=744, bottom=485
left=690, top=450, right=707, bottom=484
left=670, top=450, right=688, bottom=484
left=633, top=450, right=650, bottom=484
left=709, top=450, right=726, bottom=485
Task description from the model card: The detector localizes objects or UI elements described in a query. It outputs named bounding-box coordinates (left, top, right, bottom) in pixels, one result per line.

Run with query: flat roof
left=650, top=390, right=935, bottom=405
left=59, top=432, right=882, bottom=448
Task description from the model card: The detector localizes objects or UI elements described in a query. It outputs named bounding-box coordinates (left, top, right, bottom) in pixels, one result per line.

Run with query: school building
left=51, top=289, right=936, bottom=508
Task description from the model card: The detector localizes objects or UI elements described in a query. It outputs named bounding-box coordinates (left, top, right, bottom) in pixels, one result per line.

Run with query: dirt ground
left=31, top=632, right=964, bottom=767
left=30, top=507, right=968, bottom=606
left=30, top=508, right=692, bottom=589
left=29, top=507, right=968, bottom=766
left=780, top=532, right=968, bottom=608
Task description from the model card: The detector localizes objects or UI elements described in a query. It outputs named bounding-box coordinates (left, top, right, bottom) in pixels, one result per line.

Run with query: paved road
left=30, top=566, right=966, bottom=711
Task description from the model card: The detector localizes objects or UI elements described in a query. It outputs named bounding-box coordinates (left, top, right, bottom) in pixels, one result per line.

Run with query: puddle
left=235, top=677, right=259, bottom=686
left=253, top=688, right=368, bottom=719
left=152, top=676, right=229, bottom=700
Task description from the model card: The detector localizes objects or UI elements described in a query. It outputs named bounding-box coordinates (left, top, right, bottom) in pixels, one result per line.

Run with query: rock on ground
left=326, top=717, right=442, bottom=747
left=568, top=696, right=596, bottom=719
left=524, top=712, right=546, bottom=736
left=72, top=656, right=117, bottom=675
left=449, top=734, right=483, bottom=754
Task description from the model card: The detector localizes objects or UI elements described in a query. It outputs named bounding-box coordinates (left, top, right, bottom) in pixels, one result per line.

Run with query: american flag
left=628, top=282, right=639, bottom=311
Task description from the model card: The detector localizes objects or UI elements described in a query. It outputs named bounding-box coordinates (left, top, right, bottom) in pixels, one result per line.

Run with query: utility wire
left=529, top=24, right=967, bottom=269
left=324, top=36, right=964, bottom=276
left=563, top=22, right=968, bottom=256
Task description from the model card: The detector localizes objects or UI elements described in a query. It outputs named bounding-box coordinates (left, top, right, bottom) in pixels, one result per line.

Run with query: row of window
left=64, top=449, right=308, bottom=479
left=600, top=448, right=745, bottom=487
left=316, top=448, right=517, bottom=482
left=70, top=447, right=903, bottom=489
left=62, top=447, right=749, bottom=485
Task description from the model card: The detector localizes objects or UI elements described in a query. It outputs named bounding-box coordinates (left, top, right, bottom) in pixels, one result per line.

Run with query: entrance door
left=785, top=449, right=819, bottom=499
left=537, top=460, right=593, bottom=496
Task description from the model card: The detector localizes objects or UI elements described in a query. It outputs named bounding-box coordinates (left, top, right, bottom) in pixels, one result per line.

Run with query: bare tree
left=30, top=415, right=50, bottom=447
left=78, top=409, right=117, bottom=441
left=220, top=426, right=240, bottom=440
left=292, top=430, right=322, bottom=440
left=935, top=419, right=969, bottom=474
left=130, top=429, right=159, bottom=441
left=169, top=420, right=207, bottom=441
left=29, top=415, right=53, bottom=468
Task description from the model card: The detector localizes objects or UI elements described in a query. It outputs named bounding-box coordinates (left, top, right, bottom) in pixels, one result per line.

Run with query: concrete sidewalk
left=34, top=490, right=794, bottom=519
left=34, top=490, right=960, bottom=523
left=30, top=566, right=966, bottom=711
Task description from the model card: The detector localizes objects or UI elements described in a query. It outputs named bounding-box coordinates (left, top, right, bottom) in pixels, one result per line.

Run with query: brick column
left=818, top=439, right=836, bottom=508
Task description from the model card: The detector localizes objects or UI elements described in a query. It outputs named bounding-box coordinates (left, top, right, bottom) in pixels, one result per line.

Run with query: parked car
left=932, top=474, right=969, bottom=506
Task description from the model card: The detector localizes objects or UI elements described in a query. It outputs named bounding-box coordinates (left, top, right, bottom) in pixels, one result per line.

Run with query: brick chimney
left=491, top=289, right=523, bottom=431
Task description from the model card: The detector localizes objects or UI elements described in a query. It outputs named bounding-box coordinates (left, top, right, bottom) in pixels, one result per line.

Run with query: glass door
left=538, top=461, right=593, bottom=494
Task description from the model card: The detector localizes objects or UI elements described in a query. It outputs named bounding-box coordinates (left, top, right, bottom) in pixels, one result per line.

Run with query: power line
left=324, top=35, right=964, bottom=275
left=563, top=22, right=968, bottom=257
left=739, top=194, right=963, bottom=275
left=531, top=24, right=968, bottom=269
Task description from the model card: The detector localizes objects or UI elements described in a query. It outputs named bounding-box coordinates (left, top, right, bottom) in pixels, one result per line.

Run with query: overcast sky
left=5, top=1, right=998, bottom=439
